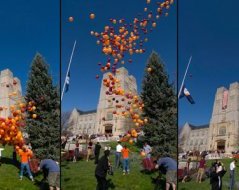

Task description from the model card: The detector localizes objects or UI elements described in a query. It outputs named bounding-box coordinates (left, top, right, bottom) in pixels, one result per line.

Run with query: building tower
left=95, top=67, right=137, bottom=136
left=208, top=82, right=239, bottom=153
left=0, top=69, right=22, bottom=118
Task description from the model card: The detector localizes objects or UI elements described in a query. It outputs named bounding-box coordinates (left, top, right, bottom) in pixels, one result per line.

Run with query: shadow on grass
left=151, top=176, right=174, bottom=190
left=1, top=157, right=20, bottom=168
left=34, top=178, right=49, bottom=190
left=95, top=179, right=115, bottom=190
left=107, top=179, right=115, bottom=189
left=64, top=177, right=71, bottom=182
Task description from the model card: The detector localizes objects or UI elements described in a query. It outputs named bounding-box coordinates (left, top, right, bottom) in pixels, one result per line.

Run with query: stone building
left=66, top=109, right=96, bottom=135
left=179, top=123, right=209, bottom=152
left=179, top=82, right=239, bottom=153
left=0, top=69, right=22, bottom=118
left=66, top=67, right=137, bottom=136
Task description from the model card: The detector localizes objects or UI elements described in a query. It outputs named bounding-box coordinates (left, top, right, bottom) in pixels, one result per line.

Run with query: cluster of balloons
left=90, top=0, right=174, bottom=75
left=0, top=94, right=37, bottom=155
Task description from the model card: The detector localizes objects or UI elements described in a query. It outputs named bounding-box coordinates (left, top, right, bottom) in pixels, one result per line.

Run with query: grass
left=61, top=142, right=166, bottom=190
left=178, top=159, right=239, bottom=190
left=0, top=145, right=45, bottom=190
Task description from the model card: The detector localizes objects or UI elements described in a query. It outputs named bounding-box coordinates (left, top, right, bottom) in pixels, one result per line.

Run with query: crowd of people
left=66, top=137, right=177, bottom=190
left=181, top=155, right=238, bottom=190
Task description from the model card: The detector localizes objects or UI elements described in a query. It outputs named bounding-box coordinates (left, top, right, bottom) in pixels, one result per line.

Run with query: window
left=218, top=126, right=226, bottom=136
left=107, top=112, right=113, bottom=120
left=200, top=139, right=203, bottom=145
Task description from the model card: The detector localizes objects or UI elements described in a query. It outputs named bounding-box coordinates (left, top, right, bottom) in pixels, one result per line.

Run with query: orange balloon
left=140, top=151, right=146, bottom=157
left=90, top=13, right=95, bottom=19
left=68, top=17, right=74, bottom=22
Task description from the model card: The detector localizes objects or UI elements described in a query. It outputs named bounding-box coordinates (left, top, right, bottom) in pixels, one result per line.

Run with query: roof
left=188, top=123, right=209, bottom=130
left=76, top=109, right=97, bottom=115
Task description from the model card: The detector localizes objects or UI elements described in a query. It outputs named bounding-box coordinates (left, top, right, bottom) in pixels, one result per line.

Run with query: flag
left=65, top=71, right=70, bottom=93
left=179, top=85, right=195, bottom=104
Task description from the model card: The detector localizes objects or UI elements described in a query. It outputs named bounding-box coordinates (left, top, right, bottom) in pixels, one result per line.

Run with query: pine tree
left=141, top=51, right=177, bottom=157
left=25, top=53, right=60, bottom=161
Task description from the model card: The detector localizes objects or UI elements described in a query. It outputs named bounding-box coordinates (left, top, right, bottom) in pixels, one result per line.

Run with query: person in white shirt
left=115, top=141, right=123, bottom=168
left=0, top=148, right=4, bottom=166
left=229, top=159, right=237, bottom=190
left=143, top=142, right=152, bottom=159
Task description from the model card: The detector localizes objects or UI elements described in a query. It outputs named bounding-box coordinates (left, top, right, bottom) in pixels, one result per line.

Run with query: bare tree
left=61, top=111, right=71, bottom=131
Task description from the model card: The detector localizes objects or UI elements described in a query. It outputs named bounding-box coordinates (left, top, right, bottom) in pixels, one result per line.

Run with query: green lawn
left=61, top=142, right=167, bottom=190
left=0, top=145, right=45, bottom=190
left=178, top=159, right=239, bottom=190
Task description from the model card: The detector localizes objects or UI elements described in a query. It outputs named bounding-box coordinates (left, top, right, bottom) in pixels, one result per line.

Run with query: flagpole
left=61, top=40, right=77, bottom=101
left=178, top=56, right=192, bottom=99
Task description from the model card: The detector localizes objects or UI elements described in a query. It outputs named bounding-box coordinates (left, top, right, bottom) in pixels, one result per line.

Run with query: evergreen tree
left=25, top=53, right=60, bottom=161
left=141, top=52, right=177, bottom=157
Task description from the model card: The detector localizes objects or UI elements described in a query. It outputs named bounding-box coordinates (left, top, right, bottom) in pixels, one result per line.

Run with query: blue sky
left=0, top=0, right=59, bottom=93
left=178, top=0, right=239, bottom=126
left=61, top=0, right=177, bottom=112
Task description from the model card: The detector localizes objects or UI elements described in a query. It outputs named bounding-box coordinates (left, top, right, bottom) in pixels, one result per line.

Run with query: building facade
left=179, top=123, right=209, bottom=152
left=179, top=82, right=239, bottom=153
left=67, top=67, right=138, bottom=136
left=67, top=109, right=96, bottom=135
left=0, top=69, right=22, bottom=118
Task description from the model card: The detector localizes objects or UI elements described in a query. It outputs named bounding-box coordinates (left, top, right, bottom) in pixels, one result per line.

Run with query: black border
left=59, top=0, right=62, bottom=188
left=177, top=0, right=179, bottom=188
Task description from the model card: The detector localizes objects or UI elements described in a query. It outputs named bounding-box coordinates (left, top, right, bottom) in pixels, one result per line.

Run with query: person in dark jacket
left=95, top=150, right=110, bottom=190
left=94, top=142, right=101, bottom=164
left=210, top=166, right=219, bottom=190
left=216, top=162, right=226, bottom=190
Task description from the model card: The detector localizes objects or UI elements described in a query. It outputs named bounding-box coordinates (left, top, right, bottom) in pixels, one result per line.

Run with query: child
left=19, top=145, right=34, bottom=181
left=121, top=145, right=130, bottom=175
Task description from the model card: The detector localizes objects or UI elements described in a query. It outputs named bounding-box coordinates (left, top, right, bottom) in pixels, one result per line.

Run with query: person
left=210, top=166, right=219, bottom=190
left=27, top=143, right=32, bottom=150
left=95, top=150, right=110, bottom=190
left=39, top=159, right=60, bottom=190
left=73, top=140, right=80, bottom=162
left=12, top=148, right=17, bottom=164
left=121, top=145, right=130, bottom=175
left=86, top=140, right=93, bottom=162
left=94, top=142, right=101, bottom=164
left=182, top=158, right=191, bottom=183
left=216, top=162, right=226, bottom=190
left=155, top=155, right=177, bottom=190
left=19, top=146, right=34, bottom=181
left=229, top=159, right=237, bottom=190
left=0, top=147, right=4, bottom=166
left=196, top=157, right=206, bottom=183
left=115, top=141, right=123, bottom=168
left=61, top=136, right=67, bottom=150
left=143, top=142, right=152, bottom=159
